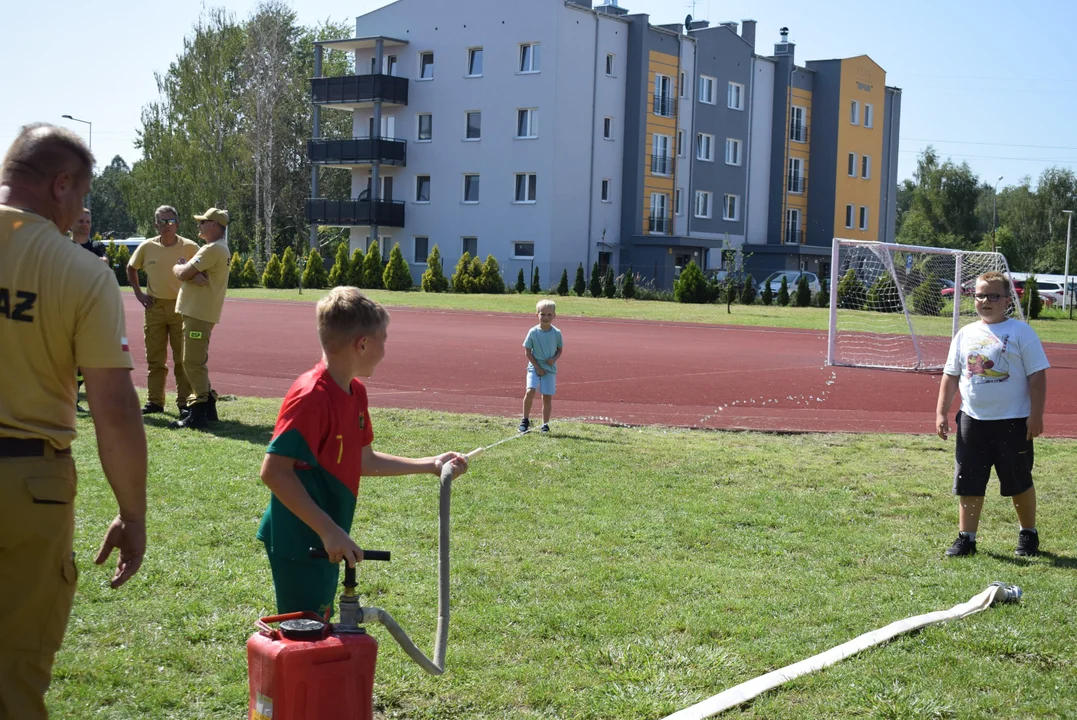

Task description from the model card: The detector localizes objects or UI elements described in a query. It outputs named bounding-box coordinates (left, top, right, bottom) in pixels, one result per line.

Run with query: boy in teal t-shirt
left=518, top=298, right=563, bottom=434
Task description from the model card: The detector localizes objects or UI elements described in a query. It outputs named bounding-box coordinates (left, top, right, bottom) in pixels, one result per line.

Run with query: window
left=514, top=173, right=537, bottom=203
left=699, top=75, right=716, bottom=104
left=419, top=52, right=434, bottom=80
left=467, top=47, right=483, bottom=77
left=861, top=155, right=871, bottom=179
left=790, top=105, right=806, bottom=142
left=519, top=43, right=540, bottom=73
left=649, top=193, right=669, bottom=233
left=787, top=157, right=804, bottom=193
left=680, top=71, right=686, bottom=98
left=651, top=134, right=672, bottom=175
left=512, top=241, right=535, bottom=259
left=675, top=188, right=683, bottom=215
left=605, top=53, right=615, bottom=76
left=463, top=174, right=480, bottom=203
left=654, top=74, right=673, bottom=116
left=385, top=55, right=398, bottom=76
left=859, top=206, right=869, bottom=231
left=847, top=152, right=857, bottom=177
left=723, top=194, right=740, bottom=221
left=415, top=175, right=431, bottom=203
left=601, top=178, right=610, bottom=202
left=418, top=113, right=432, bottom=141
left=516, top=108, right=537, bottom=138
left=414, top=236, right=429, bottom=264
left=864, top=103, right=874, bottom=128
left=603, top=116, right=613, bottom=140
left=697, top=132, right=714, bottom=161
left=465, top=111, right=481, bottom=140
left=462, top=236, right=477, bottom=257
left=786, top=208, right=800, bottom=243
left=695, top=190, right=713, bottom=219
left=677, top=130, right=686, bottom=157
left=845, top=204, right=854, bottom=229
left=727, top=81, right=744, bottom=110
left=850, top=99, right=859, bottom=125
left=725, top=138, right=742, bottom=166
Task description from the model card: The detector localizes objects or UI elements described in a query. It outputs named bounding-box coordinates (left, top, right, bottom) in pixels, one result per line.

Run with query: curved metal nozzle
left=989, top=581, right=1022, bottom=605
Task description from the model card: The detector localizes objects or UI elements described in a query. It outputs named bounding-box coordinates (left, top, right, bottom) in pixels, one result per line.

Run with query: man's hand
left=936, top=412, right=950, bottom=441
left=433, top=451, right=469, bottom=479
left=1026, top=416, right=1044, bottom=440
left=138, top=294, right=154, bottom=309
left=318, top=525, right=364, bottom=567
left=94, top=515, right=146, bottom=589
left=193, top=271, right=209, bottom=286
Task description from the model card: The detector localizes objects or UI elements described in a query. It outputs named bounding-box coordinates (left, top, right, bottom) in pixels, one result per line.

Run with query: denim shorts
left=526, top=366, right=557, bottom=396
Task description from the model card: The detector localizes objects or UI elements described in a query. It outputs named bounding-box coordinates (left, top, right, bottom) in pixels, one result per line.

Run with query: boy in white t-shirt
left=936, top=271, right=1050, bottom=557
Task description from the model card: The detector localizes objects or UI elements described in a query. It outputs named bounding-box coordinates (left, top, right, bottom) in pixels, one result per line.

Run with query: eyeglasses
left=156, top=218, right=179, bottom=225
left=974, top=292, right=1002, bottom=302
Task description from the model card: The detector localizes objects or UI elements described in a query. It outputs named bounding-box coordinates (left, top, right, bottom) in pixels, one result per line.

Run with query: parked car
left=706, top=269, right=757, bottom=290
left=1012, top=279, right=1056, bottom=307
left=761, top=271, right=821, bottom=295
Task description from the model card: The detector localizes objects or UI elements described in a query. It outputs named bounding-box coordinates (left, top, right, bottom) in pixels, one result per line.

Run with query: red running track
left=120, top=294, right=1077, bottom=437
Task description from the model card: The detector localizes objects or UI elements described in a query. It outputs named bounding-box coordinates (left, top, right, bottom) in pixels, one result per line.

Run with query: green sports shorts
left=267, top=553, right=340, bottom=618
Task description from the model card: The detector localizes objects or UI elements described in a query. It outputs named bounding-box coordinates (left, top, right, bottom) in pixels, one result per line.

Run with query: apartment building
left=306, top=1, right=900, bottom=288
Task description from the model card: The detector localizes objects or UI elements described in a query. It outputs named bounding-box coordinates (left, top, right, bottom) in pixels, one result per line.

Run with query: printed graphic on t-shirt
left=965, top=333, right=1010, bottom=383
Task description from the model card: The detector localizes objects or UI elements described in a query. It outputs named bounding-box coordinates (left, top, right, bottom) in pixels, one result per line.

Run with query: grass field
left=150, top=288, right=1077, bottom=345
left=51, top=398, right=1077, bottom=719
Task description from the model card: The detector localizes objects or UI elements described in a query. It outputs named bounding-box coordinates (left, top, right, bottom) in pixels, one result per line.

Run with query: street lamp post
left=991, top=175, right=1003, bottom=255
left=1063, top=209, right=1073, bottom=318
left=61, top=115, right=92, bottom=212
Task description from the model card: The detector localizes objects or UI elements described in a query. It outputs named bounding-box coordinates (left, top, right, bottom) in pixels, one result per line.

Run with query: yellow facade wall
left=643, top=50, right=679, bottom=232
left=784, top=87, right=812, bottom=243
left=834, top=56, right=886, bottom=240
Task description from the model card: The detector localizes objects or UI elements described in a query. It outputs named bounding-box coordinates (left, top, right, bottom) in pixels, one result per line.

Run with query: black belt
left=0, top=438, right=72, bottom=457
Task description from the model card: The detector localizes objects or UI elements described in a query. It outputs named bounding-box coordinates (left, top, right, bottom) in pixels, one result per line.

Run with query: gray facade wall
left=805, top=59, right=841, bottom=248
left=618, top=14, right=648, bottom=244
left=878, top=86, right=902, bottom=244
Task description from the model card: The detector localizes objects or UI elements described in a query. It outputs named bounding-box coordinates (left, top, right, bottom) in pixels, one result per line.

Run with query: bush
left=761, top=282, right=773, bottom=306
left=813, top=284, right=829, bottom=308
left=348, top=248, right=365, bottom=287
left=229, top=251, right=246, bottom=288
left=739, top=274, right=757, bottom=305
left=479, top=255, right=505, bottom=294
left=622, top=267, right=636, bottom=299
left=837, top=268, right=866, bottom=310
left=328, top=243, right=351, bottom=287
left=362, top=240, right=384, bottom=289
left=777, top=276, right=790, bottom=306
left=1024, top=274, right=1043, bottom=319
left=603, top=266, right=616, bottom=298
left=262, top=253, right=282, bottom=289
left=241, top=258, right=259, bottom=288
left=866, top=273, right=898, bottom=312
left=452, top=252, right=476, bottom=293
left=531, top=266, right=541, bottom=294
left=794, top=274, right=812, bottom=307
left=279, top=247, right=299, bottom=289
left=107, top=243, right=131, bottom=286
left=589, top=262, right=602, bottom=298
left=302, top=249, right=329, bottom=289
left=421, top=244, right=449, bottom=293
left=557, top=269, right=569, bottom=296
left=909, top=272, right=942, bottom=316
left=674, top=260, right=708, bottom=303
left=516, top=269, right=526, bottom=293
left=573, top=264, right=586, bottom=297
left=382, top=243, right=413, bottom=291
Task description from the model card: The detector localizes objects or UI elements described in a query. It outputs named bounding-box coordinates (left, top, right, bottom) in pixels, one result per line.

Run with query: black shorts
left=953, top=411, right=1034, bottom=497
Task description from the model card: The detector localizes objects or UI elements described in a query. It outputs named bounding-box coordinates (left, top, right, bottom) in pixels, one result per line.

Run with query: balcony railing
left=652, top=94, right=676, bottom=117
left=307, top=137, right=407, bottom=167
left=306, top=198, right=406, bottom=228
left=311, top=74, right=409, bottom=107
left=650, top=154, right=673, bottom=175
left=648, top=215, right=670, bottom=234
left=785, top=227, right=802, bottom=244
left=789, top=123, right=809, bottom=143
left=787, top=175, right=806, bottom=194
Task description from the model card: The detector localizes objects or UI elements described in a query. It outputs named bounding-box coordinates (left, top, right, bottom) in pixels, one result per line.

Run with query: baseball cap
left=193, top=207, right=230, bottom=227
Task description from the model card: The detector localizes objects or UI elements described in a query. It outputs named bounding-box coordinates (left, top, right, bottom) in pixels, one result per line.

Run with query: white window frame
left=727, top=81, right=745, bottom=110
left=847, top=152, right=857, bottom=177
left=694, top=190, right=713, bottom=219
left=601, top=178, right=611, bottom=203
left=723, top=193, right=740, bottom=222
left=417, top=113, right=432, bottom=142
left=788, top=157, right=804, bottom=194
left=463, top=173, right=480, bottom=204
left=465, top=111, right=481, bottom=141
left=516, top=108, right=537, bottom=139
left=785, top=208, right=801, bottom=243
left=845, top=204, right=855, bottom=229
left=675, top=188, right=683, bottom=215
left=419, top=51, right=434, bottom=80
left=514, top=173, right=537, bottom=203
left=861, top=154, right=871, bottom=179
left=461, top=236, right=478, bottom=257
left=511, top=241, right=535, bottom=260
left=384, top=55, right=398, bottom=76
left=649, top=192, right=669, bottom=234
left=850, top=99, right=860, bottom=125
left=605, top=53, right=615, bottom=77
left=603, top=116, right=613, bottom=140
left=859, top=205, right=869, bottom=231
left=725, top=138, right=742, bottom=166
left=415, top=175, right=431, bottom=203
left=466, top=47, right=483, bottom=78
left=699, top=75, right=716, bottom=104
left=864, top=103, right=874, bottom=128
left=790, top=105, right=807, bottom=143
left=519, top=43, right=540, bottom=74
left=652, top=133, right=672, bottom=176
left=677, top=129, right=686, bottom=157
left=654, top=73, right=673, bottom=117
left=696, top=132, right=714, bottom=162
left=413, top=236, right=429, bottom=264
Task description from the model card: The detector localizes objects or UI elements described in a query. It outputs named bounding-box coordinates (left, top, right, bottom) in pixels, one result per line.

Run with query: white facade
left=745, top=55, right=775, bottom=246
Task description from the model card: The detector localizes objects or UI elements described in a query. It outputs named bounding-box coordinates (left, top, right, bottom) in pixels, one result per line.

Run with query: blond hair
left=978, top=271, right=1011, bottom=295
left=1, top=123, right=94, bottom=185
left=536, top=298, right=556, bottom=313
left=316, top=287, right=390, bottom=353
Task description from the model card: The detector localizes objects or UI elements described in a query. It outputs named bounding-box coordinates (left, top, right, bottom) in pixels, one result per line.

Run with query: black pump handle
left=308, top=548, right=391, bottom=562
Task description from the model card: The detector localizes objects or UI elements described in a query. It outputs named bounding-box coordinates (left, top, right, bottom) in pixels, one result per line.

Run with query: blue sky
left=2, top=0, right=1074, bottom=189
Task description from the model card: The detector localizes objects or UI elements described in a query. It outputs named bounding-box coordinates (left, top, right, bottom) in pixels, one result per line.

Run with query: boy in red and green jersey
left=257, top=288, right=468, bottom=617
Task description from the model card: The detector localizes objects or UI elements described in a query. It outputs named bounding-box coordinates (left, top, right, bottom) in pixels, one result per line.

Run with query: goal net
left=827, top=239, right=1023, bottom=371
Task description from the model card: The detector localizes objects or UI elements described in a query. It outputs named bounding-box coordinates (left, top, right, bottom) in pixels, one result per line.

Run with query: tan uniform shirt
left=176, top=240, right=229, bottom=324
left=0, top=206, right=133, bottom=449
left=128, top=235, right=199, bottom=300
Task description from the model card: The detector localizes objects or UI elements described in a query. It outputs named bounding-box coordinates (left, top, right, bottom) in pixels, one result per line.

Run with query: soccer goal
left=827, top=239, right=1023, bottom=371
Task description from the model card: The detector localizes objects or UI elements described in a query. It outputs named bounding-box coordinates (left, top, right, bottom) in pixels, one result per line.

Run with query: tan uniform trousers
left=180, top=315, right=215, bottom=406
left=145, top=297, right=191, bottom=409
left=0, top=451, right=78, bottom=720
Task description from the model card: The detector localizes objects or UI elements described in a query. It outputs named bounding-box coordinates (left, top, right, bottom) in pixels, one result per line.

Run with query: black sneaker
left=945, top=533, right=977, bottom=557
left=1015, top=529, right=1039, bottom=557
left=141, top=402, right=165, bottom=415
left=76, top=404, right=88, bottom=414
left=540, top=424, right=550, bottom=433
left=518, top=418, right=530, bottom=433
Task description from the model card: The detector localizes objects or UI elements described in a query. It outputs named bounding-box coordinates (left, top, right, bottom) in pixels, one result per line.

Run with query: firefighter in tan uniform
left=126, top=205, right=199, bottom=416
left=170, top=207, right=230, bottom=430
left=0, top=123, right=148, bottom=719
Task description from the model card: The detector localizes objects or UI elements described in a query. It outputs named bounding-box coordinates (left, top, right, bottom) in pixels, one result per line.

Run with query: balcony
left=648, top=215, right=670, bottom=234
left=789, top=123, right=809, bottom=143
left=787, top=175, right=806, bottom=194
left=311, top=74, right=409, bottom=110
left=785, top=227, right=802, bottom=244
left=652, top=94, right=676, bottom=117
left=307, top=198, right=406, bottom=228
left=308, top=137, right=407, bottom=168
left=650, top=154, right=673, bottom=176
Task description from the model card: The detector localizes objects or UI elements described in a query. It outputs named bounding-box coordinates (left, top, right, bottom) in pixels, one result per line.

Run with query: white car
left=762, top=271, right=821, bottom=295
left=1034, top=280, right=1075, bottom=307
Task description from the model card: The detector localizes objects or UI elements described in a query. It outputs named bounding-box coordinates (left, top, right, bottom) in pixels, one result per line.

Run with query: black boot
left=207, top=391, right=218, bottom=422
left=169, top=402, right=209, bottom=429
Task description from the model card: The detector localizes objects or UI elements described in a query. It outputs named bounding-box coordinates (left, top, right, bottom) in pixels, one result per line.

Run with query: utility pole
left=1063, top=209, right=1073, bottom=318
left=991, top=175, right=1003, bottom=255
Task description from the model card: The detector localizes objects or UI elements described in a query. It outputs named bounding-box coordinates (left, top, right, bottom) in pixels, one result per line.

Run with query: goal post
left=827, top=239, right=1023, bottom=372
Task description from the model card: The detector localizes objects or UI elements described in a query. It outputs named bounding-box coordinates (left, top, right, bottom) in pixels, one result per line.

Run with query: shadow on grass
left=983, top=549, right=1077, bottom=570
left=540, top=431, right=626, bottom=445
left=142, top=416, right=273, bottom=446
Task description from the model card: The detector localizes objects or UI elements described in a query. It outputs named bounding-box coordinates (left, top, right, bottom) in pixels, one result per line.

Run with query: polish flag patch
left=121, top=337, right=129, bottom=352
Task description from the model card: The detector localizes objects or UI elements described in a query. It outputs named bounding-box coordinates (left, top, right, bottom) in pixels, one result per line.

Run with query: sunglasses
left=974, top=293, right=1002, bottom=302
left=156, top=218, right=179, bottom=225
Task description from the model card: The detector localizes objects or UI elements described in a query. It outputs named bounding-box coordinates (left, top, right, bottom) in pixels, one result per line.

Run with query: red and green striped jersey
left=256, top=362, right=374, bottom=560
